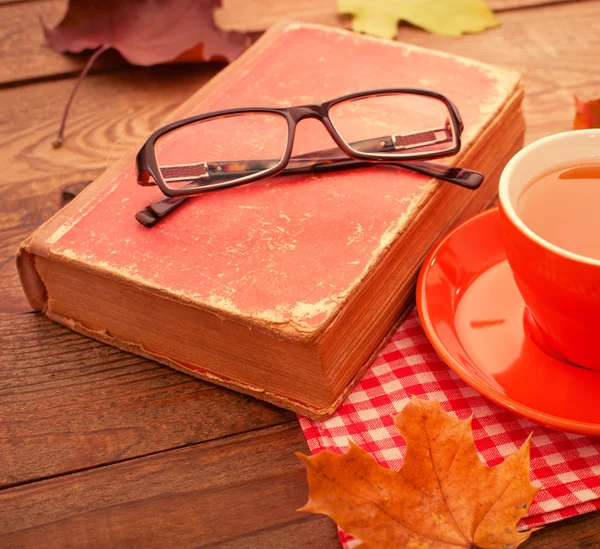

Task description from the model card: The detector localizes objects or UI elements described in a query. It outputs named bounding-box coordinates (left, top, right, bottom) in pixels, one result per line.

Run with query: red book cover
left=17, top=21, right=523, bottom=417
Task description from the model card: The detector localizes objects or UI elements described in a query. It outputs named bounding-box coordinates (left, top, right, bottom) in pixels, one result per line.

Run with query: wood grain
left=0, top=312, right=295, bottom=487
left=214, top=0, right=580, bottom=32
left=528, top=512, right=600, bottom=548
left=0, top=0, right=583, bottom=86
left=0, top=64, right=220, bottom=314
left=0, top=64, right=222, bottom=188
left=0, top=417, right=598, bottom=548
left=492, top=0, right=582, bottom=8
left=0, top=0, right=127, bottom=86
left=0, top=423, right=340, bottom=549
left=2, top=0, right=600, bottom=547
left=0, top=168, right=102, bottom=314
left=0, top=0, right=42, bottom=4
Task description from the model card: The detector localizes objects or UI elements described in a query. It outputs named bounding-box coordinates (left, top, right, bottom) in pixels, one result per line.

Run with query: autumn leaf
left=298, top=398, right=539, bottom=549
left=573, top=96, right=600, bottom=130
left=43, top=0, right=247, bottom=65
left=43, top=0, right=248, bottom=146
left=338, top=0, right=501, bottom=39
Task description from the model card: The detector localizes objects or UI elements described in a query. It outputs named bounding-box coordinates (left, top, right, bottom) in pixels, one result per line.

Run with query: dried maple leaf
left=298, top=398, right=539, bottom=549
left=43, top=0, right=248, bottom=146
left=573, top=96, right=600, bottom=130
left=44, top=0, right=246, bottom=65
left=339, top=0, right=500, bottom=39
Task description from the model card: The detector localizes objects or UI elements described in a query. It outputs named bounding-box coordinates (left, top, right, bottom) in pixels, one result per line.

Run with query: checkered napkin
left=298, top=310, right=600, bottom=547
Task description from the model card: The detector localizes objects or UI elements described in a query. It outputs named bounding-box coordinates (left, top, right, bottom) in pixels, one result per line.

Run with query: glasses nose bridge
left=288, top=104, right=325, bottom=123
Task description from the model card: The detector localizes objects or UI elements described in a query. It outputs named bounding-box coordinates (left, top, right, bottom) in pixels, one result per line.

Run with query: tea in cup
left=498, top=129, right=600, bottom=370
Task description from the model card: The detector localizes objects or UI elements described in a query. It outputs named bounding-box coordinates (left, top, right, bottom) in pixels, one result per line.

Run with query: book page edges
left=44, top=296, right=414, bottom=420
left=16, top=21, right=523, bottom=340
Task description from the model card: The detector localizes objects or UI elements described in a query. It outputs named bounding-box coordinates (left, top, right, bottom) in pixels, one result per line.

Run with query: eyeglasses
left=134, top=88, right=483, bottom=227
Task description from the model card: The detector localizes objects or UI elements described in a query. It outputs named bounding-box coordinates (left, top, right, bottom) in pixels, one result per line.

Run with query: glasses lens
left=328, top=92, right=458, bottom=159
left=154, top=112, right=289, bottom=191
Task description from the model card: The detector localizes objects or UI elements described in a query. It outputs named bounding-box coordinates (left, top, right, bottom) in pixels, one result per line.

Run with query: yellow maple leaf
left=298, top=398, right=539, bottom=549
left=339, top=0, right=501, bottom=39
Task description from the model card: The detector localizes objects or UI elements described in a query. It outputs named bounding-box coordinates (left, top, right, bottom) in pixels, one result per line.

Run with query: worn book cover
left=17, top=21, right=523, bottom=418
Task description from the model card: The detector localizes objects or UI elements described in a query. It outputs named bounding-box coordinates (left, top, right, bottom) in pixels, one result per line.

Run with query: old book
left=17, top=21, right=524, bottom=419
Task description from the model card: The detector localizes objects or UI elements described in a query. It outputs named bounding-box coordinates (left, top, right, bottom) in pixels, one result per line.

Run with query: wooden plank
left=0, top=0, right=582, bottom=86
left=0, top=63, right=221, bottom=188
left=0, top=312, right=295, bottom=487
left=492, top=0, right=580, bottom=7
left=214, top=0, right=345, bottom=33
left=0, top=0, right=41, bottom=4
left=528, top=513, right=600, bottom=548
left=0, top=0, right=126, bottom=86
left=0, top=64, right=221, bottom=314
left=214, top=0, right=579, bottom=32
left=0, top=169, right=101, bottom=314
left=0, top=423, right=341, bottom=549
left=0, top=419, right=598, bottom=548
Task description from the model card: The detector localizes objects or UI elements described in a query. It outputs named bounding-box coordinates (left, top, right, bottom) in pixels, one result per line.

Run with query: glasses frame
left=135, top=88, right=465, bottom=199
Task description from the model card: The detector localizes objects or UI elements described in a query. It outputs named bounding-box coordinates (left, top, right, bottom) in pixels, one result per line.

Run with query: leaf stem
left=53, top=45, right=110, bottom=148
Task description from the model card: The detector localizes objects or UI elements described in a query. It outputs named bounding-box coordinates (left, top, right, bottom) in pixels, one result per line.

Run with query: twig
left=53, top=45, right=110, bottom=148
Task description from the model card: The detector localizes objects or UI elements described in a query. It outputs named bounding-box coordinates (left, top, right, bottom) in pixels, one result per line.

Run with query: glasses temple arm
left=135, top=195, right=193, bottom=227
left=392, top=161, right=483, bottom=189
left=135, top=158, right=483, bottom=227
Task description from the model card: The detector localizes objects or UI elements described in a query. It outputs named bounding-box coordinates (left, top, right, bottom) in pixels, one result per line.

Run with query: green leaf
left=338, top=0, right=501, bottom=39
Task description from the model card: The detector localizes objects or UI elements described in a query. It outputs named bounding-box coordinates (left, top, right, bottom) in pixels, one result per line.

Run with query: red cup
left=498, top=130, right=600, bottom=370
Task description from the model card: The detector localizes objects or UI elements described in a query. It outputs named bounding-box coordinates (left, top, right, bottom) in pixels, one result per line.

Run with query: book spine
left=16, top=242, right=47, bottom=311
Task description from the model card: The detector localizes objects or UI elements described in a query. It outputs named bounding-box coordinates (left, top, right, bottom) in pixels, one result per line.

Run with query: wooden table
left=1, top=1, right=599, bottom=547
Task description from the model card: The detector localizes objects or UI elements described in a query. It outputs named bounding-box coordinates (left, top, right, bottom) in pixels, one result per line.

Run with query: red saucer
left=417, top=207, right=600, bottom=436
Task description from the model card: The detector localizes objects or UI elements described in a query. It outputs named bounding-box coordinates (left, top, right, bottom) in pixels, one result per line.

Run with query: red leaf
left=44, top=0, right=249, bottom=146
left=573, top=96, right=600, bottom=130
left=43, top=0, right=248, bottom=65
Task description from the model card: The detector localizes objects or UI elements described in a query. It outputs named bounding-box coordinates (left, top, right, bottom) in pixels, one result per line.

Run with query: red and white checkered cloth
left=298, top=310, right=600, bottom=547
